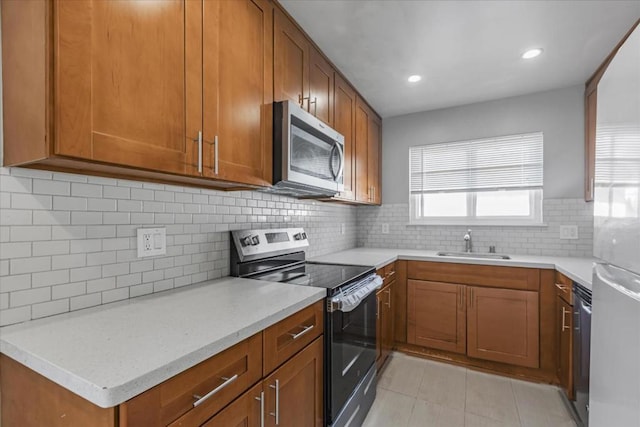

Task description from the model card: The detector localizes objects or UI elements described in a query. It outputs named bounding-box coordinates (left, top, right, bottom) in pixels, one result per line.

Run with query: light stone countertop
left=310, top=248, right=596, bottom=291
left=0, top=277, right=325, bottom=408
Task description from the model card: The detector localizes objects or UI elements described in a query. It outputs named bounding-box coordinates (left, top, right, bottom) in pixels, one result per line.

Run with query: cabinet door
left=467, top=287, right=539, bottom=368
left=274, top=8, right=309, bottom=106
left=264, top=337, right=323, bottom=427
left=376, top=289, right=383, bottom=365
left=202, top=0, right=273, bottom=186
left=557, top=298, right=574, bottom=399
left=333, top=74, right=357, bottom=200
left=309, top=47, right=334, bottom=125
left=407, top=280, right=466, bottom=354
left=55, top=0, right=198, bottom=176
left=368, top=113, right=382, bottom=204
left=354, top=99, right=370, bottom=203
left=200, top=383, right=263, bottom=427
left=382, top=281, right=394, bottom=362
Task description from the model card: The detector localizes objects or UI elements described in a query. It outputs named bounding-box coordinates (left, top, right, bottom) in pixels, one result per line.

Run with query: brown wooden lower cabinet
left=557, top=297, right=574, bottom=399
left=467, top=286, right=539, bottom=369
left=200, top=383, right=263, bottom=427
left=376, top=280, right=395, bottom=370
left=407, top=280, right=466, bottom=354
left=264, top=336, right=324, bottom=427
left=0, top=302, right=324, bottom=427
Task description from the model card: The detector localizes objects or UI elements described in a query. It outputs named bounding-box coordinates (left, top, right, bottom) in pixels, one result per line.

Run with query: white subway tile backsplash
left=34, top=211, right=71, bottom=225
left=70, top=293, right=101, bottom=311
left=71, top=183, right=103, bottom=198
left=86, top=277, right=116, bottom=293
left=0, top=167, right=356, bottom=326
left=52, top=282, right=86, bottom=300
left=10, top=256, right=52, bottom=274
left=0, top=242, right=31, bottom=259
left=357, top=200, right=593, bottom=257
left=10, top=225, right=51, bottom=241
left=0, top=274, right=31, bottom=293
left=33, top=241, right=70, bottom=256
left=11, top=193, right=53, bottom=210
left=32, top=299, right=70, bottom=319
left=0, top=306, right=31, bottom=327
left=51, top=254, right=86, bottom=270
left=53, top=196, right=87, bottom=211
left=10, top=287, right=51, bottom=307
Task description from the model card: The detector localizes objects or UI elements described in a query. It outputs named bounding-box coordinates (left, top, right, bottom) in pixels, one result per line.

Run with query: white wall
left=381, top=85, right=585, bottom=203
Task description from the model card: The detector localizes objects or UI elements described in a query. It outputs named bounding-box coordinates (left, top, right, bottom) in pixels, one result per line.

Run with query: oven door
left=327, top=289, right=377, bottom=423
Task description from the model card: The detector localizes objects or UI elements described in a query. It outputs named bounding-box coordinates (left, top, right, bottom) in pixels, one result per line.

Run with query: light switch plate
left=341, top=223, right=346, bottom=235
left=382, top=223, right=389, bottom=234
left=137, top=227, right=166, bottom=257
left=559, top=225, right=579, bottom=240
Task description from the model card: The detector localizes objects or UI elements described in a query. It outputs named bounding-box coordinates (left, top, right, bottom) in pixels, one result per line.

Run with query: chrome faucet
left=463, top=229, right=472, bottom=253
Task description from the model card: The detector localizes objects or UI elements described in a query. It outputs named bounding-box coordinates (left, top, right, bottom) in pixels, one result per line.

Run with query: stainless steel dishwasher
left=572, top=281, right=592, bottom=426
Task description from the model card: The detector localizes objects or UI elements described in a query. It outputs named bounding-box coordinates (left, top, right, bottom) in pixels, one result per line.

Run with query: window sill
left=407, top=220, right=548, bottom=227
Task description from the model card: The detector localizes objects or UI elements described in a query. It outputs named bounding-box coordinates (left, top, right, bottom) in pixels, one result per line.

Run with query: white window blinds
left=595, top=124, right=640, bottom=185
left=409, top=132, right=544, bottom=194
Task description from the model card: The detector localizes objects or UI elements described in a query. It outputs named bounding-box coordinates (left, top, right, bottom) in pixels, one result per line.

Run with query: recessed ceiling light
left=408, top=75, right=422, bottom=83
left=522, top=48, right=543, bottom=59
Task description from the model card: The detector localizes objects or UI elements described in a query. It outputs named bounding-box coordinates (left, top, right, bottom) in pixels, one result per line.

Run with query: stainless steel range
left=230, top=228, right=382, bottom=427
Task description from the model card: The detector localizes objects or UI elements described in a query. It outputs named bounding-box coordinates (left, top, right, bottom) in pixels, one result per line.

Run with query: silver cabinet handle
left=269, top=379, right=280, bottom=425
left=193, top=374, right=238, bottom=407
left=561, top=307, right=570, bottom=331
left=196, top=131, right=203, bottom=174
left=255, top=391, right=265, bottom=427
left=288, top=324, right=314, bottom=340
left=555, top=283, right=568, bottom=292
left=214, top=135, right=219, bottom=175
left=385, top=288, right=391, bottom=308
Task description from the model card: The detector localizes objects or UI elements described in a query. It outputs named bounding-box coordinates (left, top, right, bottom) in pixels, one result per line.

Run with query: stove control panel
left=231, top=228, right=309, bottom=262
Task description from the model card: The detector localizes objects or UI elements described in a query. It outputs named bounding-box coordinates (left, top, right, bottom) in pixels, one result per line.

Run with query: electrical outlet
left=382, top=223, right=389, bottom=234
left=137, top=227, right=166, bottom=257
left=559, top=225, right=579, bottom=240
left=340, top=223, right=346, bottom=235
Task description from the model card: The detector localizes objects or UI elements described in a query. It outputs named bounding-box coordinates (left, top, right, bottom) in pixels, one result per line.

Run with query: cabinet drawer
left=408, top=261, right=540, bottom=291
left=263, top=300, right=324, bottom=375
left=120, top=333, right=262, bottom=427
left=555, top=271, right=573, bottom=305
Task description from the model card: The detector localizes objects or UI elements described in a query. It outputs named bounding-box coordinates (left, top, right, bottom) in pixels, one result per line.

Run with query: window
left=409, top=132, right=544, bottom=225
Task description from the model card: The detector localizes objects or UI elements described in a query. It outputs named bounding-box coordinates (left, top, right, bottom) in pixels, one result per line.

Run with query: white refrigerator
left=590, top=24, right=640, bottom=427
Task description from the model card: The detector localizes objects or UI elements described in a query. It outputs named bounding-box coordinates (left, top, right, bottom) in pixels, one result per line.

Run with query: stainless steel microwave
left=270, top=100, right=345, bottom=197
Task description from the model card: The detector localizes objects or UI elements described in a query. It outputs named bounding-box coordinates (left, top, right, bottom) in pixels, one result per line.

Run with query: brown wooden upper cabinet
left=355, top=97, right=382, bottom=204
left=201, top=0, right=274, bottom=186
left=59, top=0, right=196, bottom=176
left=274, top=8, right=334, bottom=127
left=333, top=74, right=357, bottom=201
left=2, top=0, right=273, bottom=188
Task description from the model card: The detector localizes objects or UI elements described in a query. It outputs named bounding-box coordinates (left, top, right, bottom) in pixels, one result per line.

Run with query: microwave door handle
left=335, top=141, right=344, bottom=182
left=329, top=143, right=338, bottom=180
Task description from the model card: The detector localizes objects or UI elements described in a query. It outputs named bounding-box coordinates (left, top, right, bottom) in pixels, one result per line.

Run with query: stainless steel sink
left=436, top=251, right=511, bottom=260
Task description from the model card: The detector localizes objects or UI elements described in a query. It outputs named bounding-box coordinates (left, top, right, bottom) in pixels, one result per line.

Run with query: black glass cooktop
left=252, top=262, right=374, bottom=292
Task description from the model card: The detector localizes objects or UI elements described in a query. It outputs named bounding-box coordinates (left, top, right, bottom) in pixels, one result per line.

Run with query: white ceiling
left=279, top=1, right=640, bottom=118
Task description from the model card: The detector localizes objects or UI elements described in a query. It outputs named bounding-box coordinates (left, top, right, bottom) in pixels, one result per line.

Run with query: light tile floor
left=363, top=353, right=577, bottom=427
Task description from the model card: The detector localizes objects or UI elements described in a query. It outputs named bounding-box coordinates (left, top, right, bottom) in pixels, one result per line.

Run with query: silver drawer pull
left=555, top=283, right=568, bottom=291
left=288, top=324, right=314, bottom=340
left=269, top=379, right=280, bottom=425
left=192, top=374, right=238, bottom=407
left=255, top=391, right=265, bottom=427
